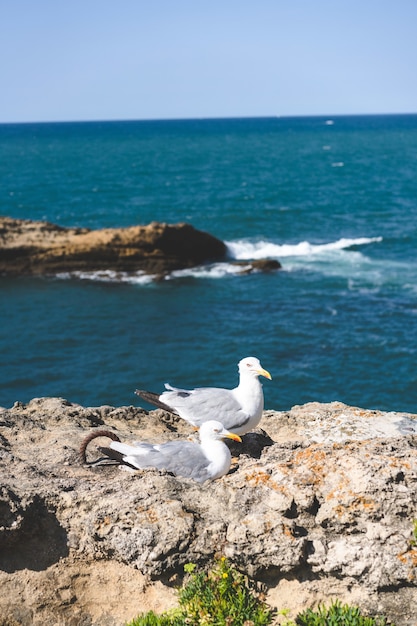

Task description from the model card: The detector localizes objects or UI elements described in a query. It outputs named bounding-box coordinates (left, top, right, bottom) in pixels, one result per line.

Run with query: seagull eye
left=214, top=428, right=220, bottom=433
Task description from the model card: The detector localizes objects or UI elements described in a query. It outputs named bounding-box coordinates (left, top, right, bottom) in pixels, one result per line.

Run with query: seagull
left=83, top=421, right=241, bottom=483
left=135, top=356, right=272, bottom=435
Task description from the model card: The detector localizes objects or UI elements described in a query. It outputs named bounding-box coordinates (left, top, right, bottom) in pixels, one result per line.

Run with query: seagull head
left=238, top=356, right=272, bottom=380
left=199, top=420, right=242, bottom=443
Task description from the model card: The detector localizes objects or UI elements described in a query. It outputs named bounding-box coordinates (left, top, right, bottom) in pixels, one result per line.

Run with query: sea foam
left=226, top=236, right=383, bottom=260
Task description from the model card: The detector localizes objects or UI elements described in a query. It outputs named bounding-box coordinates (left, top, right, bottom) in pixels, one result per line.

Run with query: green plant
left=126, top=557, right=274, bottom=626
left=276, top=607, right=297, bottom=626
left=126, top=565, right=394, bottom=626
left=127, top=611, right=180, bottom=626
left=295, top=600, right=392, bottom=626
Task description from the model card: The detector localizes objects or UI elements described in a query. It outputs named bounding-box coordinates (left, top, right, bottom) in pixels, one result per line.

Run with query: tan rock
left=0, top=398, right=416, bottom=625
left=0, top=217, right=227, bottom=276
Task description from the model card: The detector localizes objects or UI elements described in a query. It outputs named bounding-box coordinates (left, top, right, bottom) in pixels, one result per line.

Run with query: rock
left=0, top=217, right=227, bottom=276
left=234, top=259, right=282, bottom=274
left=0, top=398, right=416, bottom=625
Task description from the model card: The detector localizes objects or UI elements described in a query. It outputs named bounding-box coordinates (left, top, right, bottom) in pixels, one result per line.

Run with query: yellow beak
left=258, top=367, right=272, bottom=380
left=225, top=432, right=242, bottom=443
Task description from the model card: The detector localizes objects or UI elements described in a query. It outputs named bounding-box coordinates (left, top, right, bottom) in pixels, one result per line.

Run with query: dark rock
left=0, top=217, right=227, bottom=276
left=234, top=259, right=282, bottom=274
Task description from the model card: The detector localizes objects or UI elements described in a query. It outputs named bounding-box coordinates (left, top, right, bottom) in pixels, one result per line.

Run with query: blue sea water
left=1, top=115, right=417, bottom=413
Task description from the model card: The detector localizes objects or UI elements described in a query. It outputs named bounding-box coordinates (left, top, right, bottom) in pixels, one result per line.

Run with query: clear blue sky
left=2, top=0, right=417, bottom=123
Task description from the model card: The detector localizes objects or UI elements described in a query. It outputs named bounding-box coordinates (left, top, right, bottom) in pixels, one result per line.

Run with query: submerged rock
left=0, top=216, right=227, bottom=276
left=0, top=398, right=416, bottom=625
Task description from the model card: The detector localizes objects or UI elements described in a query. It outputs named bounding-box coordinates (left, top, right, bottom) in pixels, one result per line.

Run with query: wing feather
left=110, top=439, right=211, bottom=482
left=160, top=386, right=249, bottom=429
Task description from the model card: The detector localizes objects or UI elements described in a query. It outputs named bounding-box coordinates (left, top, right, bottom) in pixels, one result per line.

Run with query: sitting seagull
left=135, top=356, right=271, bottom=436
left=83, top=421, right=241, bottom=483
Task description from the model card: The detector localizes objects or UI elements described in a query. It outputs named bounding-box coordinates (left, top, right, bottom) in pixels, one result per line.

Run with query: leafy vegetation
left=126, top=557, right=273, bottom=626
left=296, top=600, right=392, bottom=626
left=126, top=561, right=394, bottom=626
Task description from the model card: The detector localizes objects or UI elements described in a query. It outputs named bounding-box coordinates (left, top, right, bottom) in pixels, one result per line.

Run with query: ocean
left=1, top=114, right=417, bottom=413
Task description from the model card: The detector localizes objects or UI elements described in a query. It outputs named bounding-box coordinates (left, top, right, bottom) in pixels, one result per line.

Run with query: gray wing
left=124, top=440, right=213, bottom=483
left=160, top=386, right=250, bottom=430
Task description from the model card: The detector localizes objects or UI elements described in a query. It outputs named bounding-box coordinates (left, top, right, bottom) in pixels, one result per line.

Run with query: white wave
left=55, top=264, right=248, bottom=284
left=167, top=262, right=250, bottom=280
left=54, top=236, right=387, bottom=286
left=226, top=236, right=383, bottom=260
left=55, top=270, right=155, bottom=285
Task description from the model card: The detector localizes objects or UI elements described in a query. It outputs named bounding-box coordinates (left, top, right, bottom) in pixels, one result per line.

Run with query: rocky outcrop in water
left=233, top=258, right=282, bottom=273
left=0, top=398, right=416, bottom=625
left=0, top=216, right=227, bottom=277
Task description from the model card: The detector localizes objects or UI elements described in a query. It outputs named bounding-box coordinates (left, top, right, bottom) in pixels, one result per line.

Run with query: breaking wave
left=55, top=236, right=391, bottom=285
left=225, top=236, right=383, bottom=260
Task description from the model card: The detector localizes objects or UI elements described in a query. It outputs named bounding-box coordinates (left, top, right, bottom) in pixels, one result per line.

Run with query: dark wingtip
left=134, top=389, right=178, bottom=415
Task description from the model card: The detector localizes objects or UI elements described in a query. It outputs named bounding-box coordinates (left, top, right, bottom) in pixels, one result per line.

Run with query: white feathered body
left=109, top=420, right=235, bottom=483
left=159, top=368, right=265, bottom=435
left=134, top=356, right=271, bottom=436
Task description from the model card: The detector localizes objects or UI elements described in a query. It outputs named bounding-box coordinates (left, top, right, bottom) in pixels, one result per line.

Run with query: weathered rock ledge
left=0, top=216, right=227, bottom=277
left=0, top=217, right=282, bottom=278
left=1, top=398, right=416, bottom=626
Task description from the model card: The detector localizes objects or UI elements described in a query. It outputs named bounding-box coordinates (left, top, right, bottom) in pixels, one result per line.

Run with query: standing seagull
left=82, top=421, right=241, bottom=483
left=135, top=356, right=272, bottom=436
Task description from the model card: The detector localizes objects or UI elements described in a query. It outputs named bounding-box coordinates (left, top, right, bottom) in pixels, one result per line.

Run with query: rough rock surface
left=1, top=398, right=416, bottom=626
left=0, top=216, right=227, bottom=277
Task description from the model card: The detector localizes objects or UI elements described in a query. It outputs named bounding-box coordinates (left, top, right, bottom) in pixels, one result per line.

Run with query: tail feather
left=98, top=446, right=125, bottom=463
left=98, top=446, right=138, bottom=470
left=135, top=389, right=178, bottom=415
